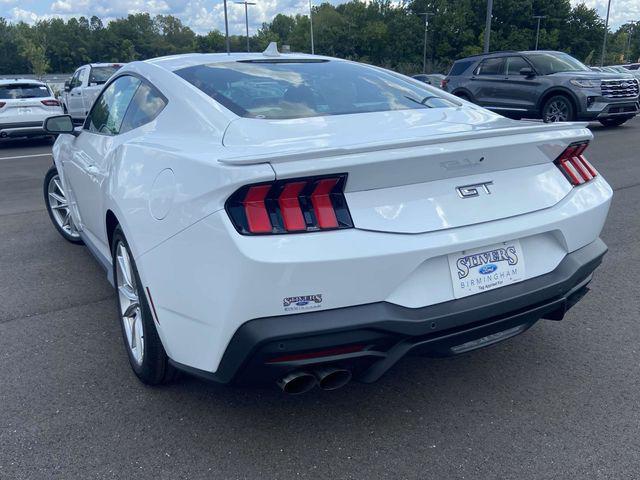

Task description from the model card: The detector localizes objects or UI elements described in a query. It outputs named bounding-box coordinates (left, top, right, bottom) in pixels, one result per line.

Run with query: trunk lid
left=221, top=108, right=590, bottom=234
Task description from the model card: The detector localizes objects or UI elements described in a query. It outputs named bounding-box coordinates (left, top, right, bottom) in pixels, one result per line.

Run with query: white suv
left=0, top=79, right=63, bottom=139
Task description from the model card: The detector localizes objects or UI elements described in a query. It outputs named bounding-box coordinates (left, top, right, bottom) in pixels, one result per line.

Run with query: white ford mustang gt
left=43, top=45, right=612, bottom=394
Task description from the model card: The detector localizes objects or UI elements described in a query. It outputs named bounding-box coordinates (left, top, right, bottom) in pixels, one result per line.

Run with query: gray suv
left=442, top=50, right=640, bottom=127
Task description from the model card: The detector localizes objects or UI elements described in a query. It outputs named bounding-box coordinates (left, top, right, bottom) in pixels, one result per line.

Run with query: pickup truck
left=61, top=63, right=124, bottom=123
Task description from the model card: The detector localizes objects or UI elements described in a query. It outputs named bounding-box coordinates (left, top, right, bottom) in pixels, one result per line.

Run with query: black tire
left=455, top=92, right=472, bottom=102
left=598, top=116, right=633, bottom=127
left=43, top=166, right=83, bottom=244
left=111, top=226, right=178, bottom=385
left=542, top=95, right=575, bottom=123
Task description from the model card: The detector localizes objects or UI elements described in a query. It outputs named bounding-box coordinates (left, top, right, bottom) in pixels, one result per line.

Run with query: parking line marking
left=0, top=153, right=52, bottom=160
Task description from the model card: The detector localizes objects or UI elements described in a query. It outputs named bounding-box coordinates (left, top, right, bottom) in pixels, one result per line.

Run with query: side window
left=120, top=82, right=167, bottom=133
left=85, top=76, right=141, bottom=135
left=78, top=67, right=88, bottom=86
left=505, top=57, right=530, bottom=76
left=70, top=70, right=81, bottom=89
left=475, top=58, right=505, bottom=75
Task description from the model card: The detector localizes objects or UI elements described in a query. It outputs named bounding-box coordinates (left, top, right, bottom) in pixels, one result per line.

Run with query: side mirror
left=44, top=115, right=78, bottom=136
left=520, top=67, right=535, bottom=78
left=64, top=80, right=70, bottom=92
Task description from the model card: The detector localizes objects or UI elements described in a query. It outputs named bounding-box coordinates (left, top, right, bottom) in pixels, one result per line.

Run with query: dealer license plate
left=448, top=240, right=526, bottom=299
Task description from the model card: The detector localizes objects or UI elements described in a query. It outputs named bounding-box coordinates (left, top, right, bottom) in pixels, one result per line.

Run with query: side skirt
left=79, top=230, right=114, bottom=287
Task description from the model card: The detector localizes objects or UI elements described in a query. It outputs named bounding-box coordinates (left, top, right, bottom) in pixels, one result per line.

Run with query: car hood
left=550, top=71, right=635, bottom=80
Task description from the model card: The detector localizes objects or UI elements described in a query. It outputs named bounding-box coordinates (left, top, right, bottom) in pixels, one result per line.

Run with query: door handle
left=86, top=165, right=99, bottom=176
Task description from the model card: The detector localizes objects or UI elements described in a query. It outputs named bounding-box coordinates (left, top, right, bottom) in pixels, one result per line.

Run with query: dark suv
left=442, top=50, right=640, bottom=127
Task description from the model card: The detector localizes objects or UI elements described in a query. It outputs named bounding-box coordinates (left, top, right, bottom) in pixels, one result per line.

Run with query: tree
left=0, top=3, right=631, bottom=75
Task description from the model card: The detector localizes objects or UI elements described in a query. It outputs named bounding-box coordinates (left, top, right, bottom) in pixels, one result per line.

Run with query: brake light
left=441, top=78, right=449, bottom=89
left=267, top=345, right=365, bottom=364
left=554, top=141, right=597, bottom=186
left=226, top=174, right=353, bottom=235
left=41, top=99, right=60, bottom=107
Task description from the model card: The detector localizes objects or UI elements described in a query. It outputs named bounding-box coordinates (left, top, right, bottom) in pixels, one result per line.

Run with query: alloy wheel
left=545, top=100, right=569, bottom=122
left=116, top=242, right=145, bottom=366
left=47, top=174, right=80, bottom=239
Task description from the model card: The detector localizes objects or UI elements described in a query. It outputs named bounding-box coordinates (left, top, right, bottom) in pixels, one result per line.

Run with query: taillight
left=41, top=99, right=60, bottom=107
left=554, top=141, right=597, bottom=186
left=226, top=174, right=353, bottom=235
left=441, top=78, right=449, bottom=89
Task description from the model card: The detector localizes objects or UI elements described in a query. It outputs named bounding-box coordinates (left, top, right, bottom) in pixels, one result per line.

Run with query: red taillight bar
left=226, top=174, right=353, bottom=235
left=311, top=178, right=339, bottom=229
left=243, top=185, right=271, bottom=233
left=41, top=99, right=60, bottom=107
left=278, top=181, right=306, bottom=231
left=554, top=141, right=597, bottom=187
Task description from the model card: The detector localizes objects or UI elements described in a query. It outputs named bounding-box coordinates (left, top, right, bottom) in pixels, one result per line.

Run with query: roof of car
left=145, top=52, right=341, bottom=72
left=0, top=78, right=47, bottom=86
left=454, top=50, right=564, bottom=61
left=88, top=63, right=124, bottom=67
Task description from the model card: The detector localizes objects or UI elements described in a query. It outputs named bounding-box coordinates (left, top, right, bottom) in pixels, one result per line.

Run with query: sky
left=1, top=0, right=638, bottom=36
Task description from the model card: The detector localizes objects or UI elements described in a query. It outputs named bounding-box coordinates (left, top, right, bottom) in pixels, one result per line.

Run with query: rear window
left=89, top=65, right=123, bottom=85
left=448, top=60, right=475, bottom=76
left=0, top=83, right=51, bottom=99
left=175, top=60, right=456, bottom=119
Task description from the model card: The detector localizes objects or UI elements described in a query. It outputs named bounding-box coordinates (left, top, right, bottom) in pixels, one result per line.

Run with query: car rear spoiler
left=217, top=122, right=590, bottom=165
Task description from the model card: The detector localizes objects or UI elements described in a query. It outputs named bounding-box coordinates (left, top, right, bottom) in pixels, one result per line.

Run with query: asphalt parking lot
left=1, top=119, right=639, bottom=480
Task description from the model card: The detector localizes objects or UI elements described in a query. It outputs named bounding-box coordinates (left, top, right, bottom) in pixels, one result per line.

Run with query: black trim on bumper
left=0, top=121, right=46, bottom=138
left=171, top=239, right=607, bottom=385
left=578, top=101, right=640, bottom=120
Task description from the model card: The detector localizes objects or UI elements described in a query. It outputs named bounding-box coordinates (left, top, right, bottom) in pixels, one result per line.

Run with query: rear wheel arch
left=106, top=209, right=120, bottom=249
left=452, top=89, right=474, bottom=102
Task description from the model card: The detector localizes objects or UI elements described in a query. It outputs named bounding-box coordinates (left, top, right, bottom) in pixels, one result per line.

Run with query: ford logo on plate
left=296, top=301, right=309, bottom=306
left=479, top=264, right=498, bottom=275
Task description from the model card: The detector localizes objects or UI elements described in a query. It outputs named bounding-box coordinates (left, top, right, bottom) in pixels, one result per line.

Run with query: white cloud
left=9, top=7, right=44, bottom=23
left=6, top=0, right=634, bottom=36
left=3, top=0, right=313, bottom=34
left=571, top=0, right=640, bottom=29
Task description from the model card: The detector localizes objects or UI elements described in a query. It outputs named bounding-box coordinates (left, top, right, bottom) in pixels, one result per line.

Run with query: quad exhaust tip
left=277, top=371, right=317, bottom=395
left=314, top=367, right=352, bottom=391
left=277, top=368, right=352, bottom=394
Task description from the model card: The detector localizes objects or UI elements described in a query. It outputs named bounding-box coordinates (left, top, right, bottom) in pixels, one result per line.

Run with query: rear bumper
left=0, top=121, right=46, bottom=138
left=172, top=238, right=607, bottom=385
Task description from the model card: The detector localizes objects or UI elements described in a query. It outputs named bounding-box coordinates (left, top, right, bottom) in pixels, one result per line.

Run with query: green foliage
left=0, top=2, right=635, bottom=75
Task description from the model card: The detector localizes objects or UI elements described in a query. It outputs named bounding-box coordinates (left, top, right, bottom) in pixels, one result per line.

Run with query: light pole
left=309, top=0, right=315, bottom=54
left=418, top=12, right=435, bottom=74
left=223, top=0, right=230, bottom=54
left=532, top=15, right=547, bottom=50
left=600, top=0, right=612, bottom=66
left=235, top=1, right=256, bottom=52
left=483, top=0, right=493, bottom=53
left=625, top=21, right=638, bottom=63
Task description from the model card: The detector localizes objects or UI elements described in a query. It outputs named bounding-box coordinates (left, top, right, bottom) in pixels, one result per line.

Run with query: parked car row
left=0, top=64, right=124, bottom=141
left=441, top=50, right=639, bottom=127
left=591, top=65, right=640, bottom=81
